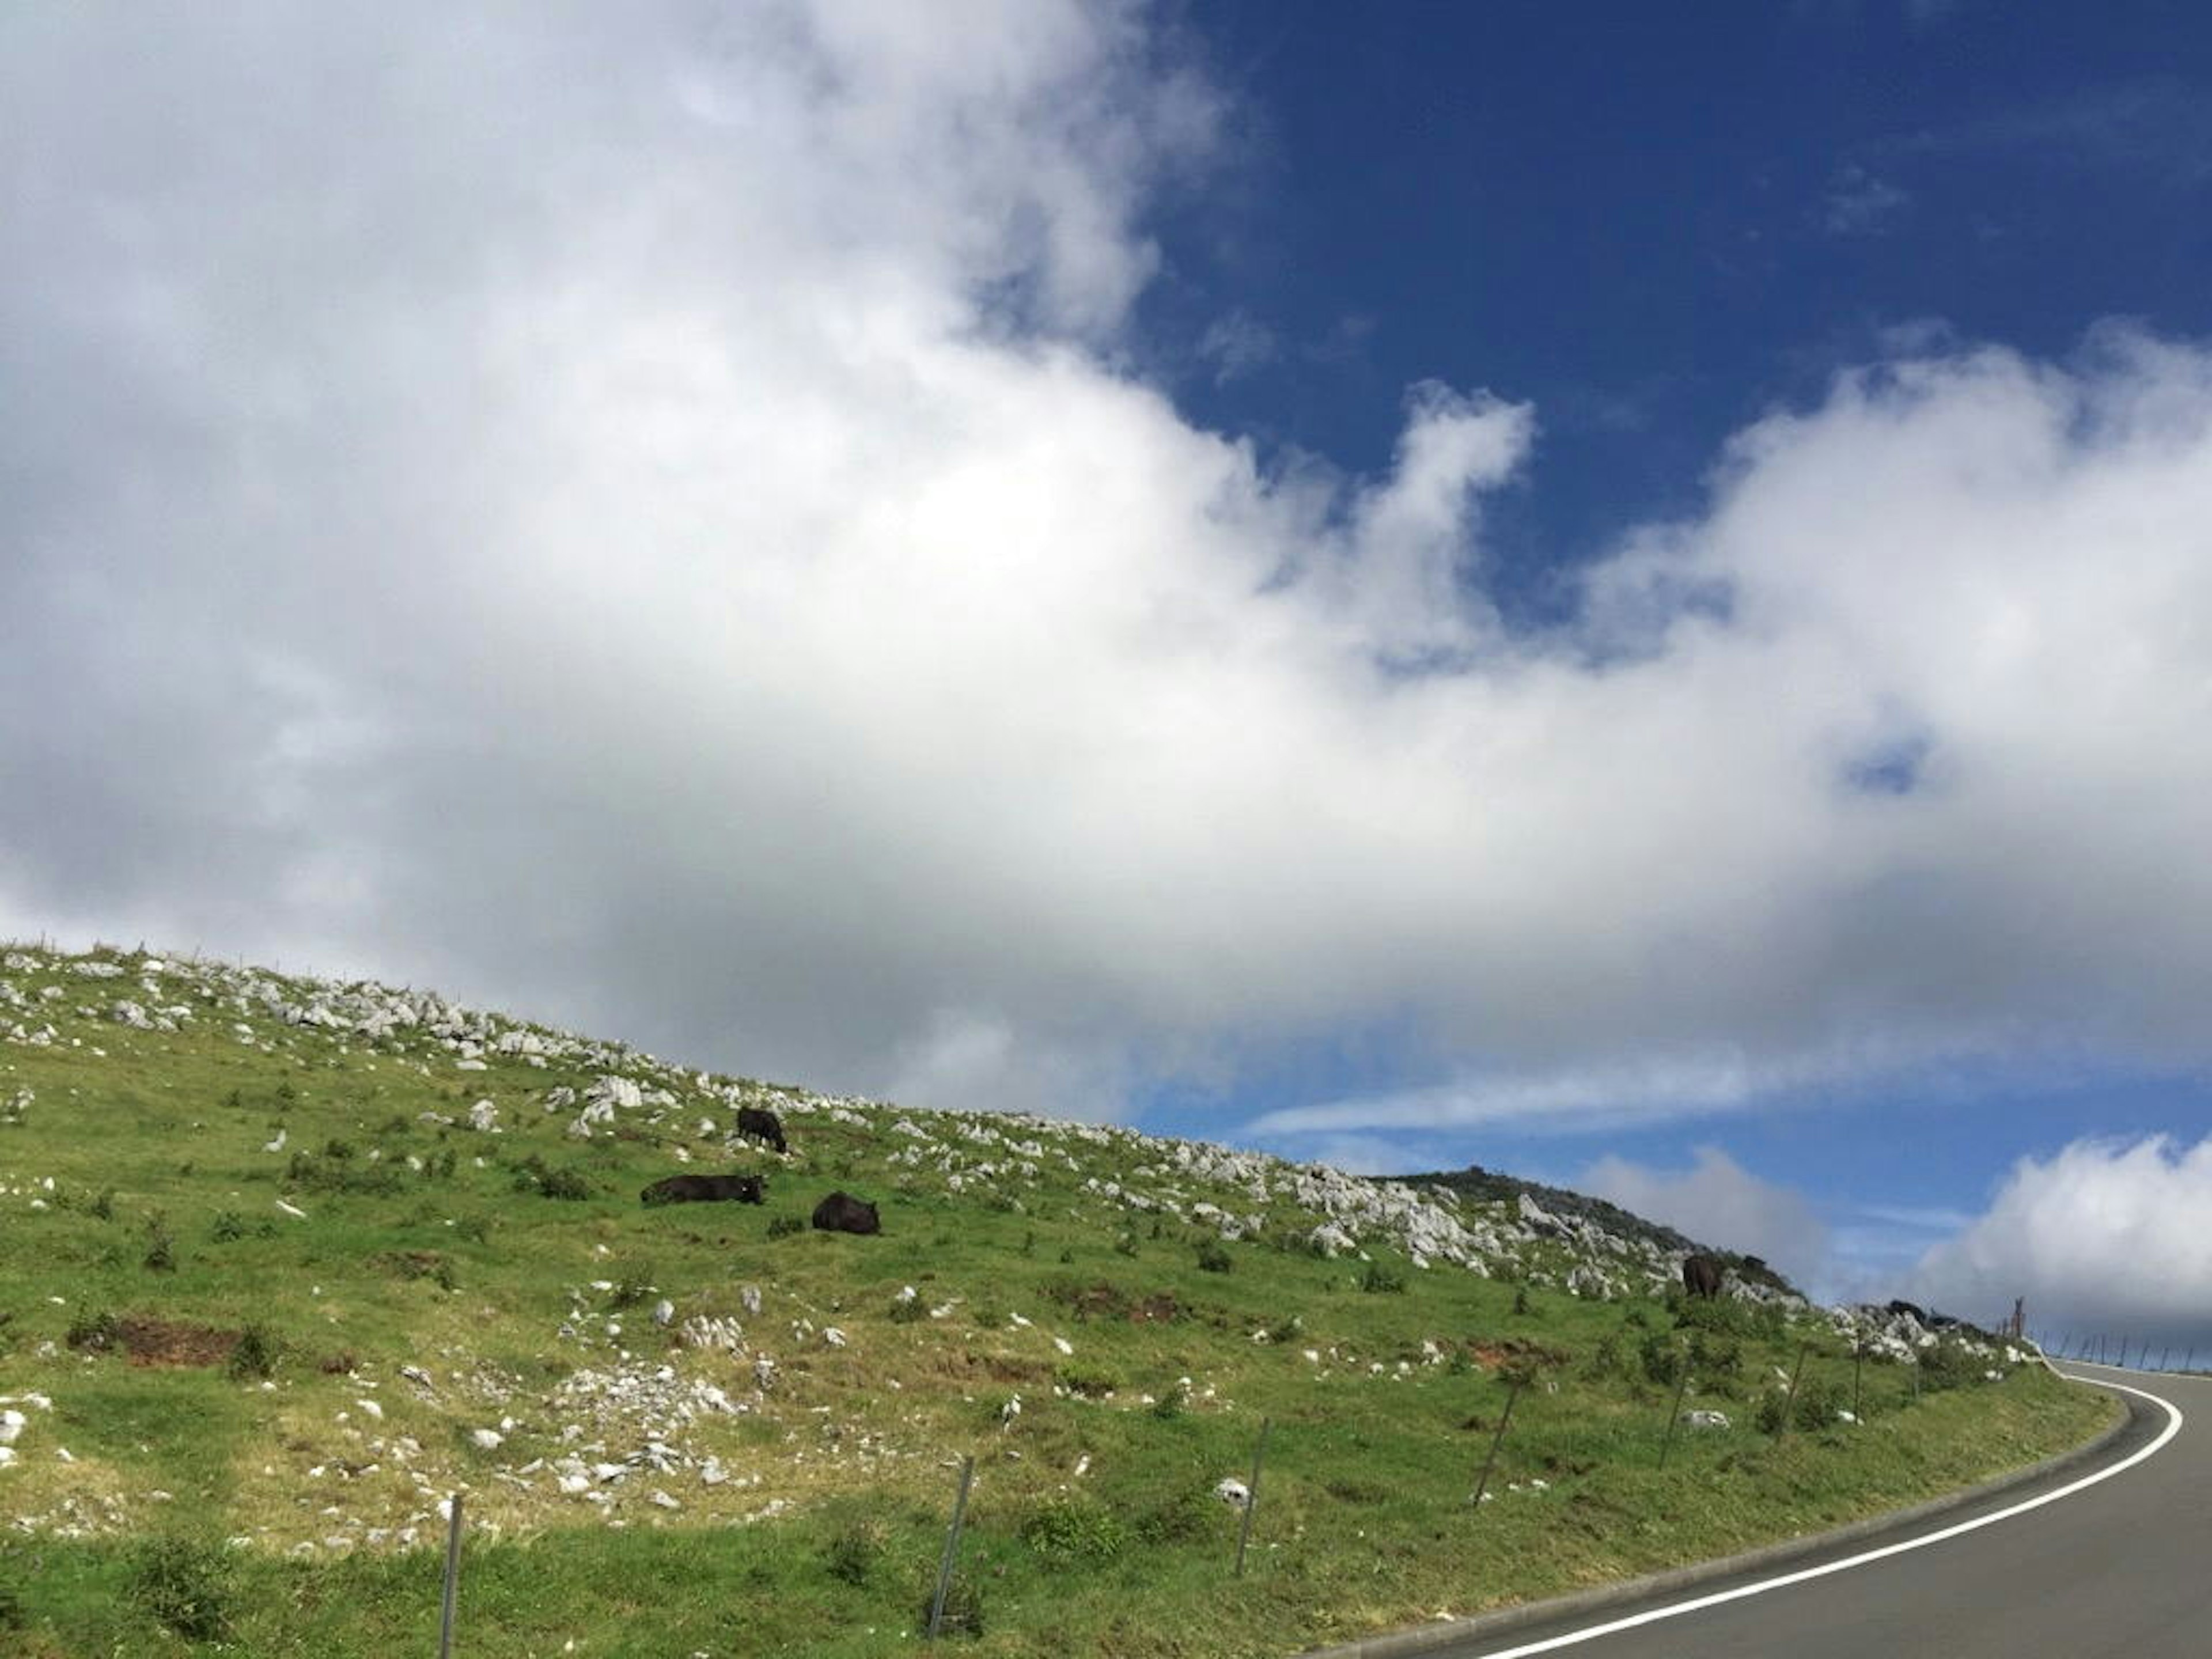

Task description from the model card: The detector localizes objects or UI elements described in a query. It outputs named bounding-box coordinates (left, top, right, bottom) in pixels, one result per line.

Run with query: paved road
left=1437, top=1362, right=2206, bottom=1658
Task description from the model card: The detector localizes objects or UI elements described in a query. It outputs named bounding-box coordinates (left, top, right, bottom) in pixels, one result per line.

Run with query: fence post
left=2185, top=1347, right=2196, bottom=1374
left=1234, top=1417, right=1272, bottom=1577
left=1657, top=1350, right=1692, bottom=1472
left=927, top=1456, right=976, bottom=1640
left=1852, top=1341, right=1864, bottom=1421
left=438, top=1492, right=463, bottom=1659
left=1472, top=1378, right=1525, bottom=1505
left=1777, top=1344, right=1809, bottom=1437
left=2118, top=1338, right=2130, bottom=1369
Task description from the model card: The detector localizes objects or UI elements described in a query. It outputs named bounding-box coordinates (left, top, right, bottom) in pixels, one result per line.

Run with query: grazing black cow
left=1681, top=1252, right=1725, bottom=1300
left=641, top=1173, right=765, bottom=1207
left=810, top=1190, right=880, bottom=1235
left=735, top=1105, right=787, bottom=1154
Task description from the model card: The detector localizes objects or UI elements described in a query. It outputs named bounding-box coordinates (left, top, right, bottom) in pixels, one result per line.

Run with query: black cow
left=735, top=1105, right=787, bottom=1154
left=811, top=1190, right=880, bottom=1235
left=1681, top=1253, right=1725, bottom=1300
left=641, top=1172, right=765, bottom=1207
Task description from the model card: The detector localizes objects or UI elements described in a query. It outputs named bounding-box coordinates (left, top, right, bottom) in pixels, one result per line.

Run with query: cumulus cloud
left=1911, top=1135, right=2212, bottom=1349
left=7, top=5, right=2212, bottom=1132
left=1582, top=1147, right=1830, bottom=1289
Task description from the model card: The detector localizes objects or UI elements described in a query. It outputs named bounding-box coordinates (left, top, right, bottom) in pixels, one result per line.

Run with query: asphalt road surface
left=1437, top=1362, right=2204, bottom=1658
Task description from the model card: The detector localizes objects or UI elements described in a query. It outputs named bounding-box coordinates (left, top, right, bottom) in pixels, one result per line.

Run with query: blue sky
left=1135, top=1, right=2212, bottom=1309
left=6, top=1, right=2212, bottom=1344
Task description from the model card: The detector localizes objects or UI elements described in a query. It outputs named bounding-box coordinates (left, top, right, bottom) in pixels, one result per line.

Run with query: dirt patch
left=1467, top=1337, right=1570, bottom=1372
left=1046, top=1281, right=1184, bottom=1323
left=68, top=1314, right=240, bottom=1368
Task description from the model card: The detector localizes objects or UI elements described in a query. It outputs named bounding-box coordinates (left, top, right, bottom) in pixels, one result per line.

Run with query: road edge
left=1298, top=1379, right=2137, bottom=1659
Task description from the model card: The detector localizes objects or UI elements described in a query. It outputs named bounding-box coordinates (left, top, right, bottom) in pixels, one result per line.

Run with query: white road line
left=1463, top=1377, right=2184, bottom=1658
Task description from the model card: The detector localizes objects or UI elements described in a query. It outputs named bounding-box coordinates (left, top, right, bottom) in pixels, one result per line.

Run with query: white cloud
left=1911, top=1135, right=2212, bottom=1349
left=1582, top=1147, right=1830, bottom=1289
left=6, top=6, right=2212, bottom=1133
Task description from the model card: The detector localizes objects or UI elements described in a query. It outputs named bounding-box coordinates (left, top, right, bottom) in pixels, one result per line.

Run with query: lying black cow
left=811, top=1190, right=880, bottom=1235
left=641, top=1173, right=765, bottom=1207
left=1681, top=1252, right=1725, bottom=1299
left=736, top=1105, right=787, bottom=1154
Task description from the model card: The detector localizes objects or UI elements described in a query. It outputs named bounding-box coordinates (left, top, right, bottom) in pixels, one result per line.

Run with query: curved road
left=1434, top=1362, right=2208, bottom=1658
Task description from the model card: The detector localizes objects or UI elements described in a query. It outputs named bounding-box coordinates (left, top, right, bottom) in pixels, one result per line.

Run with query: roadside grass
left=0, top=946, right=2116, bottom=1656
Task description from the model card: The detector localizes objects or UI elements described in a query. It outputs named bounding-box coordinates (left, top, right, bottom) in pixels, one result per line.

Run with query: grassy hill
left=0, top=945, right=2111, bottom=1657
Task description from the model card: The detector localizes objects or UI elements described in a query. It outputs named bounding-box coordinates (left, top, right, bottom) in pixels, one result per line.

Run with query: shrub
left=66, top=1309, right=120, bottom=1353
left=209, top=1210, right=246, bottom=1243
left=1688, top=1330, right=1743, bottom=1382
left=607, top=1270, right=654, bottom=1309
left=1113, top=1230, right=1139, bottom=1257
left=127, top=1537, right=234, bottom=1642
left=1512, top=1286, right=1531, bottom=1316
left=1058, top=1365, right=1119, bottom=1399
left=1134, top=1486, right=1214, bottom=1543
left=1357, top=1260, right=1407, bottom=1294
left=1583, top=1330, right=1624, bottom=1381
left=920, top=1571, right=984, bottom=1638
left=1194, top=1237, right=1233, bottom=1274
left=1021, top=1498, right=1126, bottom=1565
left=766, top=1214, right=804, bottom=1240
left=1638, top=1332, right=1682, bottom=1387
left=888, top=1294, right=926, bottom=1324
left=227, top=1324, right=281, bottom=1381
left=89, top=1187, right=115, bottom=1222
left=823, top=1517, right=884, bottom=1586
left=510, top=1155, right=591, bottom=1201
left=1150, top=1381, right=1188, bottom=1420
left=1793, top=1372, right=1847, bottom=1432
left=142, top=1214, right=176, bottom=1274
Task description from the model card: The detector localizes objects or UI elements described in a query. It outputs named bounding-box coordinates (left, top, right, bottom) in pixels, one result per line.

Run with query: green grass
left=0, top=944, right=2115, bottom=1656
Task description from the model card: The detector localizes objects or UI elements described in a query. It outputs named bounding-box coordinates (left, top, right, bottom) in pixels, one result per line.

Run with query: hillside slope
left=0, top=945, right=2105, bottom=1657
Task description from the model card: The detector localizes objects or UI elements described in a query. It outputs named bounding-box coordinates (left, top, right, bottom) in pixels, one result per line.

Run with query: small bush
left=1021, top=1498, right=1126, bottom=1565
left=227, top=1324, right=281, bottom=1381
left=1638, top=1332, right=1682, bottom=1387
left=1512, top=1286, right=1531, bottom=1317
left=1134, top=1486, right=1214, bottom=1543
left=1583, top=1330, right=1624, bottom=1381
left=766, top=1214, right=804, bottom=1240
left=823, top=1517, right=884, bottom=1586
left=1194, top=1237, right=1233, bottom=1274
left=127, top=1537, right=235, bottom=1642
left=1267, top=1313, right=1303, bottom=1343
left=66, top=1309, right=120, bottom=1353
left=1113, top=1230, right=1139, bottom=1257
left=1058, top=1365, right=1119, bottom=1399
left=921, top=1571, right=984, bottom=1638
left=1150, top=1381, right=1188, bottom=1420
left=89, top=1187, right=115, bottom=1222
left=510, top=1155, right=592, bottom=1201
left=1357, top=1260, right=1406, bottom=1294
left=209, top=1210, right=247, bottom=1243
left=888, top=1295, right=926, bottom=1324
left=142, top=1214, right=176, bottom=1274
left=607, top=1270, right=655, bottom=1309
